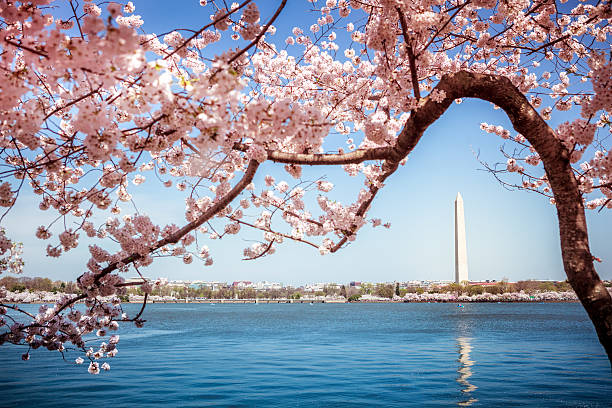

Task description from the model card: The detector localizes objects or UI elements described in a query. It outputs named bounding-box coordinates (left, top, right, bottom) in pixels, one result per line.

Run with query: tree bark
left=392, top=70, right=612, bottom=365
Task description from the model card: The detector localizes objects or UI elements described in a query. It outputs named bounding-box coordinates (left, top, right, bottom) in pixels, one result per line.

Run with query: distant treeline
left=128, top=285, right=312, bottom=300
left=419, top=281, right=575, bottom=296
left=350, top=281, right=579, bottom=299
left=128, top=280, right=590, bottom=300
left=2, top=277, right=606, bottom=300
left=0, top=276, right=80, bottom=294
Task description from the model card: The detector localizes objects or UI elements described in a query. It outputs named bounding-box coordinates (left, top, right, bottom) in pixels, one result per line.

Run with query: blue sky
left=4, top=0, right=611, bottom=285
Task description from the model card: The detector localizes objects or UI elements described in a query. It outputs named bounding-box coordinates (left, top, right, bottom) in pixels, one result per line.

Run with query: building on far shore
left=232, top=281, right=252, bottom=289
left=349, top=281, right=362, bottom=289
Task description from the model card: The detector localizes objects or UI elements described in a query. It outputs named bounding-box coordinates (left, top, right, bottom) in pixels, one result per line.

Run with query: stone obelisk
left=455, top=192, right=469, bottom=284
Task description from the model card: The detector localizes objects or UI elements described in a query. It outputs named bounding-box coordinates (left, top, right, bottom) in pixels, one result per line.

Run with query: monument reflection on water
left=456, top=336, right=478, bottom=406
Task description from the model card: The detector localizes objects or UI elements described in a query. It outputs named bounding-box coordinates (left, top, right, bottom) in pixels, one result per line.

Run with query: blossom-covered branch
left=1, top=0, right=611, bottom=372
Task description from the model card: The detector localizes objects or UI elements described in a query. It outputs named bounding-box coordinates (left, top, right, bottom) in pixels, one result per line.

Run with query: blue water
left=1, top=303, right=611, bottom=407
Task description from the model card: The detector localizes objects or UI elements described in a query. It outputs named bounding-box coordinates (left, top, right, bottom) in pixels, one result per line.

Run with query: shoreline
left=4, top=289, right=594, bottom=305
left=1, top=299, right=581, bottom=305
left=129, top=299, right=580, bottom=304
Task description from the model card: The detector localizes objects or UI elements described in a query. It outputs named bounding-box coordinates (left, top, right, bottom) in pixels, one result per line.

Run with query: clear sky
left=4, top=0, right=611, bottom=285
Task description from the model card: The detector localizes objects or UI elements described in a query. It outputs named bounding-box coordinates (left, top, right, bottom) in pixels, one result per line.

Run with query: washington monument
left=455, top=192, right=469, bottom=284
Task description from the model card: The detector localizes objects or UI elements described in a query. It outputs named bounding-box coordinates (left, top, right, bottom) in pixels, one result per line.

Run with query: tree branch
left=231, top=217, right=319, bottom=249
left=397, top=8, right=421, bottom=101
left=72, top=160, right=260, bottom=297
left=3, top=38, right=48, bottom=58
left=233, top=143, right=393, bottom=165
left=164, top=0, right=253, bottom=59
left=226, top=0, right=287, bottom=66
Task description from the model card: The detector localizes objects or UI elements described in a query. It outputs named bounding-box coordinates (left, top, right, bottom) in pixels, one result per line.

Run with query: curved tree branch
left=233, top=143, right=393, bottom=165
left=388, top=70, right=612, bottom=364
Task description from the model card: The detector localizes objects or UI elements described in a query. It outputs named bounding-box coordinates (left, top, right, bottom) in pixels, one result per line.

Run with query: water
left=1, top=303, right=611, bottom=407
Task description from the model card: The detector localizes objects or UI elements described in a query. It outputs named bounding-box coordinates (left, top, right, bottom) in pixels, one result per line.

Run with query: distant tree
left=216, top=288, right=232, bottom=299
left=239, top=288, right=256, bottom=299
left=0, top=276, right=18, bottom=290
left=268, top=289, right=281, bottom=300
left=323, top=284, right=339, bottom=296
left=11, top=284, right=26, bottom=293
left=30, top=277, right=53, bottom=292
left=446, top=283, right=464, bottom=295
left=360, top=283, right=374, bottom=295
left=199, top=287, right=213, bottom=299
left=516, top=281, right=540, bottom=294
left=539, top=282, right=556, bottom=292
left=395, top=283, right=400, bottom=297
left=375, top=284, right=395, bottom=299
left=466, top=285, right=484, bottom=296
left=498, top=278, right=511, bottom=293
left=552, top=281, right=572, bottom=291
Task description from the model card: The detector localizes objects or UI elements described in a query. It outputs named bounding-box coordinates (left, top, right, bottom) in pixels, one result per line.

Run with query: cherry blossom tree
left=0, top=0, right=611, bottom=372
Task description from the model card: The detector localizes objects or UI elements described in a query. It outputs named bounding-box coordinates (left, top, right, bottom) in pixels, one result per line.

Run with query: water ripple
left=1, top=303, right=611, bottom=407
